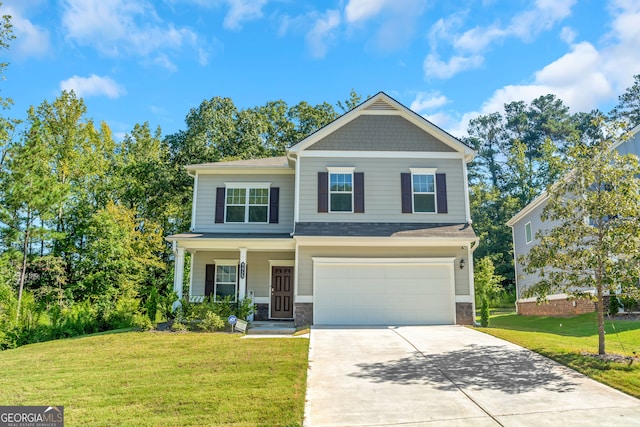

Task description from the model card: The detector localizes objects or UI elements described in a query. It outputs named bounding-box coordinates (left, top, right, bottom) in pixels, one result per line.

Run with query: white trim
left=294, top=155, right=300, bottom=222
left=269, top=259, right=295, bottom=267
left=326, top=166, right=356, bottom=173
left=455, top=295, right=474, bottom=303
left=312, top=257, right=456, bottom=265
left=190, top=172, right=198, bottom=231
left=238, top=248, right=247, bottom=300
left=224, top=182, right=271, bottom=188
left=253, top=296, right=270, bottom=304
left=409, top=167, right=437, bottom=174
left=462, top=161, right=472, bottom=223
left=213, top=262, right=239, bottom=303
left=193, top=168, right=293, bottom=175
left=214, top=259, right=239, bottom=265
left=299, top=150, right=465, bottom=159
left=294, top=240, right=300, bottom=298
left=296, top=295, right=313, bottom=303
left=188, top=250, right=196, bottom=300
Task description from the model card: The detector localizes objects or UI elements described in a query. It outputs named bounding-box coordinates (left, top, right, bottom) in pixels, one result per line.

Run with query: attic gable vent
left=365, top=99, right=395, bottom=111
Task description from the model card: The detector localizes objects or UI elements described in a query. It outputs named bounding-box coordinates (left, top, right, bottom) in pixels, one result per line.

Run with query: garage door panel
left=314, top=260, right=454, bottom=325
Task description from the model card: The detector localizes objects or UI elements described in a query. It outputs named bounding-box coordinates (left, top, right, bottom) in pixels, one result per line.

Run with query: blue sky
left=3, top=0, right=639, bottom=140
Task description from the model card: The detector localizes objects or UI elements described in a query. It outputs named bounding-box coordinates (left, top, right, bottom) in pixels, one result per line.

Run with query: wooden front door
left=271, top=267, right=293, bottom=318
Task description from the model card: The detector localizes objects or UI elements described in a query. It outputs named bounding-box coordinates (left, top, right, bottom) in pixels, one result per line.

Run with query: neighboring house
left=166, top=92, right=478, bottom=326
left=507, top=124, right=640, bottom=316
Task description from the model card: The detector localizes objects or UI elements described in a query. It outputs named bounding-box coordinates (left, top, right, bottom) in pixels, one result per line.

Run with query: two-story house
left=507, top=124, right=640, bottom=316
left=166, top=92, right=478, bottom=326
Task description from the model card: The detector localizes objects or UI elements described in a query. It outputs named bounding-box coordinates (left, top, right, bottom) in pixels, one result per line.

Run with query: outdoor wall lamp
left=459, top=258, right=465, bottom=269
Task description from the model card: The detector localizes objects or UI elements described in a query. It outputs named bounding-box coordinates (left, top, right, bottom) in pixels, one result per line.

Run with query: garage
left=312, top=257, right=456, bottom=325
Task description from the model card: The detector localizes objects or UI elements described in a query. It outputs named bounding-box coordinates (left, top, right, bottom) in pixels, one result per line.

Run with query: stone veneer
left=455, top=302, right=474, bottom=325
left=294, top=303, right=313, bottom=326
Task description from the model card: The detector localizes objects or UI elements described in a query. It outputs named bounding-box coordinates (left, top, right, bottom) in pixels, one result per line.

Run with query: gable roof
left=185, top=156, right=291, bottom=174
left=287, top=92, right=475, bottom=162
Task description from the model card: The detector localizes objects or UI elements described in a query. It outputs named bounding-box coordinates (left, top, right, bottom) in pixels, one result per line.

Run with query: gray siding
left=191, top=250, right=294, bottom=298
left=616, top=131, right=640, bottom=157
left=511, top=200, right=548, bottom=299
left=298, top=157, right=467, bottom=223
left=307, top=115, right=456, bottom=152
left=193, top=173, right=294, bottom=232
left=297, top=246, right=469, bottom=296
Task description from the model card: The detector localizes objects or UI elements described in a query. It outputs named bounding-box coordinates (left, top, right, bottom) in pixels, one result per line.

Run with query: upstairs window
left=525, top=222, right=532, bottom=244
left=225, top=185, right=269, bottom=223
left=330, top=173, right=353, bottom=212
left=412, top=173, right=436, bottom=213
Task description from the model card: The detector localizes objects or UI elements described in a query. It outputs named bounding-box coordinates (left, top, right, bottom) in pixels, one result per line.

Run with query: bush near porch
left=0, top=331, right=309, bottom=426
left=476, top=311, right=640, bottom=398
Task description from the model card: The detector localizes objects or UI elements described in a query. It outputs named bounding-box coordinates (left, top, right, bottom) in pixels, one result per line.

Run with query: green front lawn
left=477, top=312, right=640, bottom=398
left=0, top=332, right=309, bottom=426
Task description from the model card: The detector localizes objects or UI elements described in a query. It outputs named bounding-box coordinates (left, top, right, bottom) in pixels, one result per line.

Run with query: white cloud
left=424, top=54, right=483, bottom=79
left=344, top=0, right=387, bottom=23
left=410, top=92, right=448, bottom=113
left=152, top=54, right=178, bottom=72
left=61, top=0, right=201, bottom=67
left=560, top=26, right=576, bottom=44
left=2, top=1, right=51, bottom=59
left=59, top=74, right=126, bottom=99
left=222, top=0, right=268, bottom=30
left=305, top=10, right=341, bottom=59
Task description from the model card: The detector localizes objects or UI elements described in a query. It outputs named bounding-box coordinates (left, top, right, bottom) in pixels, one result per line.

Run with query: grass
left=477, top=311, right=640, bottom=398
left=0, top=331, right=309, bottom=426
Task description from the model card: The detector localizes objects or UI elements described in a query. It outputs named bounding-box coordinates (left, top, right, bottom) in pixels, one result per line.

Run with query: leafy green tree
left=474, top=257, right=503, bottom=327
left=522, top=124, right=640, bottom=354
left=610, top=74, right=640, bottom=127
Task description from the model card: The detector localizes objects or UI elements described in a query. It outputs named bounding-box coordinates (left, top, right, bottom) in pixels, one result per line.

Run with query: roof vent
left=365, top=99, right=395, bottom=111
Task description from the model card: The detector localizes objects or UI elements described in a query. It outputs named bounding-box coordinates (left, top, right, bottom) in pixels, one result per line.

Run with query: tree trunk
left=16, top=229, right=29, bottom=322
left=596, top=281, right=605, bottom=355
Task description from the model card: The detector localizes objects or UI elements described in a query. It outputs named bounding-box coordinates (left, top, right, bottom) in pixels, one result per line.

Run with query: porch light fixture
left=459, top=259, right=465, bottom=270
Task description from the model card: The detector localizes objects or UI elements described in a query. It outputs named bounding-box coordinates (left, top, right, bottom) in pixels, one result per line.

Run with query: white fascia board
left=167, top=238, right=295, bottom=251
left=298, top=150, right=465, bottom=159
left=506, top=191, right=549, bottom=227
left=294, top=236, right=477, bottom=247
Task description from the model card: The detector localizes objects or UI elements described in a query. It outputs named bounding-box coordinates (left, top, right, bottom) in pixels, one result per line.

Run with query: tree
left=610, top=74, right=640, bottom=127
left=474, top=257, right=503, bottom=327
left=522, top=124, right=640, bottom=354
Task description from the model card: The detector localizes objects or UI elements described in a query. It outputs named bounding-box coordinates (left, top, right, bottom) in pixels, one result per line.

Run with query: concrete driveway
left=304, top=326, right=640, bottom=426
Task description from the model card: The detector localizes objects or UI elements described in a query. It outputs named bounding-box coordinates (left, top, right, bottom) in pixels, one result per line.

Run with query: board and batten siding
left=193, top=173, right=294, bottom=232
left=191, top=250, right=294, bottom=298
left=296, top=246, right=469, bottom=296
left=298, top=157, right=467, bottom=223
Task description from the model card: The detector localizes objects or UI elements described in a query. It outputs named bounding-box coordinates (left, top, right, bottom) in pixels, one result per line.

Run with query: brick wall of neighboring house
left=517, top=298, right=596, bottom=316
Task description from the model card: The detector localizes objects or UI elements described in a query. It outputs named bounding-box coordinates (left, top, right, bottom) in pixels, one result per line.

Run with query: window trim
left=224, top=182, right=271, bottom=224
left=410, top=168, right=438, bottom=214
left=213, top=259, right=238, bottom=302
left=525, top=222, right=533, bottom=244
left=327, top=167, right=355, bottom=213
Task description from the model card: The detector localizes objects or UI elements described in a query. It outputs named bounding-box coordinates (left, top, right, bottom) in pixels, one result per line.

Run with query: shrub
left=145, top=287, right=159, bottom=322
left=201, top=311, right=225, bottom=332
left=132, top=313, right=153, bottom=331
left=609, top=292, right=621, bottom=316
left=171, top=321, right=188, bottom=332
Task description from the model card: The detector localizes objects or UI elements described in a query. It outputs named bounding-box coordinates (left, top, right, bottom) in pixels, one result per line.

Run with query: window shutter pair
left=400, top=173, right=448, bottom=214
left=317, top=172, right=365, bottom=213
left=215, top=187, right=280, bottom=223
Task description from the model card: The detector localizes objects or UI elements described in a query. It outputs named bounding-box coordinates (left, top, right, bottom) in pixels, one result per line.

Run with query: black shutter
left=401, top=173, right=412, bottom=213
left=354, top=172, right=364, bottom=213
left=318, top=172, right=328, bottom=213
left=215, top=187, right=225, bottom=223
left=269, top=187, right=280, bottom=224
left=205, top=264, right=215, bottom=297
left=436, top=173, right=448, bottom=214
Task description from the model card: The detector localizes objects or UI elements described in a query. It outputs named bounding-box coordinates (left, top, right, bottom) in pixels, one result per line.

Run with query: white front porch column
left=238, top=247, right=247, bottom=300
left=172, top=245, right=185, bottom=310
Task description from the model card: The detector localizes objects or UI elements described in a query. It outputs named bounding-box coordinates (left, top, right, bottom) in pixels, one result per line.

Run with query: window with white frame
left=225, top=184, right=269, bottom=223
left=215, top=263, right=237, bottom=302
left=411, top=169, right=437, bottom=213
left=329, top=170, right=353, bottom=212
left=525, top=222, right=532, bottom=244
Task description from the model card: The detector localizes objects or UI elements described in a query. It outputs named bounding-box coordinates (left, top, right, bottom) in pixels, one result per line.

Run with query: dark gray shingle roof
left=294, top=222, right=476, bottom=238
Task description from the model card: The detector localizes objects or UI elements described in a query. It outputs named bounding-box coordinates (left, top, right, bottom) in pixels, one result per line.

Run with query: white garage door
left=313, top=258, right=455, bottom=325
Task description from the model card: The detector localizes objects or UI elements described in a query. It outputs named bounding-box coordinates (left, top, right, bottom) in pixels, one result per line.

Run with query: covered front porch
left=166, top=233, right=296, bottom=321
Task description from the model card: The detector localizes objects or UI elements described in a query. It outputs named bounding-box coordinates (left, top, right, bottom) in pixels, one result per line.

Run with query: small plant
left=171, top=321, right=188, bottom=332
left=132, top=313, right=153, bottom=331
left=201, top=311, right=225, bottom=332
left=145, top=287, right=159, bottom=323
left=609, top=292, right=621, bottom=316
